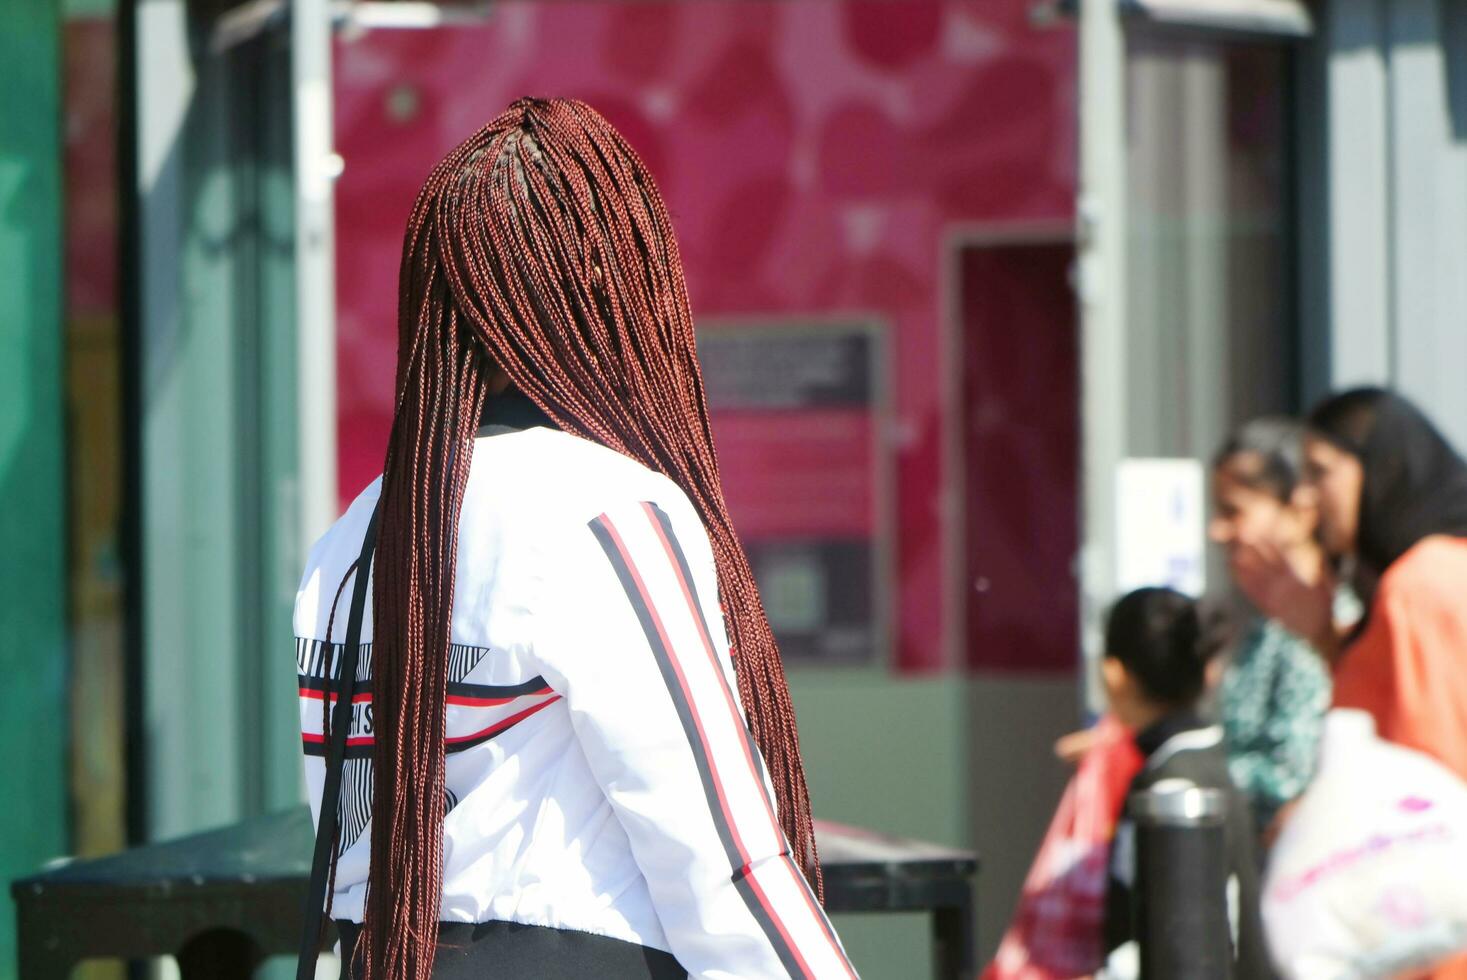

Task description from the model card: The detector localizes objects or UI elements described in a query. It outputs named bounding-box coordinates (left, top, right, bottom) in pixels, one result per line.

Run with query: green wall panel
left=0, top=1, right=69, bottom=973
left=789, top=673, right=969, bottom=978
left=789, top=670, right=1075, bottom=975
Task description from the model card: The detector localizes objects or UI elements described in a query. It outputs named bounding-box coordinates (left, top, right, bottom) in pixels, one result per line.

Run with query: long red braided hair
left=355, top=97, right=821, bottom=978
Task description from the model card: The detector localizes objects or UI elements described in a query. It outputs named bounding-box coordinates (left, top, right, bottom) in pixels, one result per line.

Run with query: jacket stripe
left=301, top=694, right=558, bottom=757
left=591, top=511, right=814, bottom=980
left=299, top=685, right=550, bottom=708
left=298, top=687, right=374, bottom=704
left=642, top=502, right=854, bottom=977
left=298, top=673, right=550, bottom=700
left=444, top=695, right=563, bottom=750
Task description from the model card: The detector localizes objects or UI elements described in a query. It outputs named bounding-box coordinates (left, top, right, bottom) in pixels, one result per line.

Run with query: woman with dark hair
left=1299, top=389, right=1467, bottom=776
left=1236, top=388, right=1467, bottom=978
left=293, top=99, right=855, bottom=979
left=1208, top=417, right=1334, bottom=835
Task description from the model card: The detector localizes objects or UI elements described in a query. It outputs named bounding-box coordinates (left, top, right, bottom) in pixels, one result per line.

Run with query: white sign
left=1115, top=458, right=1206, bottom=597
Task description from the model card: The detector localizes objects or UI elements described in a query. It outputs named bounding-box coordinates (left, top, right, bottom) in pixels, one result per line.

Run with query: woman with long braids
left=293, top=98, right=856, bottom=979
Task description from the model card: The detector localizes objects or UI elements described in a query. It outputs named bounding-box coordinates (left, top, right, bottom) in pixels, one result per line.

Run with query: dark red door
left=959, top=239, right=1079, bottom=674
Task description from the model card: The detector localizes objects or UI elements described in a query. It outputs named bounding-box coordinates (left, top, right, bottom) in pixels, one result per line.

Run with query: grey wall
left=787, top=671, right=1073, bottom=976
left=1300, top=0, right=1467, bottom=445
left=965, top=674, right=1075, bottom=961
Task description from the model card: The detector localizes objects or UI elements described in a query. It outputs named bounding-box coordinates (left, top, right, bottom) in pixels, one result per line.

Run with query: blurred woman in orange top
left=1238, top=387, right=1467, bottom=979
left=1300, top=390, right=1467, bottom=772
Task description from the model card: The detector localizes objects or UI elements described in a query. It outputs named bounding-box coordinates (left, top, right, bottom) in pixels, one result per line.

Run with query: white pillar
left=293, top=0, right=340, bottom=547
left=1077, top=0, right=1129, bottom=707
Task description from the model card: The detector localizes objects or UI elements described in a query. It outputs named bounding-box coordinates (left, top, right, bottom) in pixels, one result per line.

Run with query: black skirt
left=334, top=920, right=687, bottom=979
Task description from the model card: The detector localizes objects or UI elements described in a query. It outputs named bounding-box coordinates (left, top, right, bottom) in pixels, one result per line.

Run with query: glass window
left=1124, top=35, right=1296, bottom=460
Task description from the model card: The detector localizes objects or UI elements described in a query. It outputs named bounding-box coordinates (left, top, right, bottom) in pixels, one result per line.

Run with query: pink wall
left=333, top=0, right=1076, bottom=672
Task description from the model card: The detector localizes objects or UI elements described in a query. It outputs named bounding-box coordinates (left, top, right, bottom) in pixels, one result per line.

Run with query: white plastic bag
left=1263, top=710, right=1467, bottom=979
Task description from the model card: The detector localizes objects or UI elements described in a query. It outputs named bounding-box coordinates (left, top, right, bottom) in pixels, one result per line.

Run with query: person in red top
left=1236, top=388, right=1467, bottom=979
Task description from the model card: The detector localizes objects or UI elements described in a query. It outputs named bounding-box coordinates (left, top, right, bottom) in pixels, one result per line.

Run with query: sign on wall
left=1115, top=457, right=1206, bottom=597
left=697, top=322, right=890, bottom=666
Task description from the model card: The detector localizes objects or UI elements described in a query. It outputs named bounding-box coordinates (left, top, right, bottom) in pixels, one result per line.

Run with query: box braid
left=353, top=97, right=822, bottom=980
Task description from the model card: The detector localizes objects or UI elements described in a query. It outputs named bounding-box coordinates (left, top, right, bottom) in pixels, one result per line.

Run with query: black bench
left=12, top=807, right=977, bottom=978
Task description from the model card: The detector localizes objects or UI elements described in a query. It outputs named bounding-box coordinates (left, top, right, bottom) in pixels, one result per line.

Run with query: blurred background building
left=2, top=0, right=1464, bottom=975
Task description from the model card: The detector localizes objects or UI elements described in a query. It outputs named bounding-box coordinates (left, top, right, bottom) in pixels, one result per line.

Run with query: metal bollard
left=1129, top=783, right=1231, bottom=980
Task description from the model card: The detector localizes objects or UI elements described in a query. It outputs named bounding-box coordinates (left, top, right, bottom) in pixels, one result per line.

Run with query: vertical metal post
left=1387, top=0, right=1467, bottom=453
left=1077, top=0, right=1129, bottom=707
left=1323, top=0, right=1393, bottom=393
left=1129, top=784, right=1230, bottom=980
left=135, top=0, right=329, bottom=843
left=137, top=0, right=251, bottom=839
left=292, top=0, right=339, bottom=547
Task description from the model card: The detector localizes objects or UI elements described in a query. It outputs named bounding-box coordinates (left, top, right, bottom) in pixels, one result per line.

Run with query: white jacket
left=294, top=423, right=856, bottom=979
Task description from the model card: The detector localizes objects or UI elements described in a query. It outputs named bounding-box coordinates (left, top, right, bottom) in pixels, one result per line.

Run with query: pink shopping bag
left=983, top=716, right=1143, bottom=980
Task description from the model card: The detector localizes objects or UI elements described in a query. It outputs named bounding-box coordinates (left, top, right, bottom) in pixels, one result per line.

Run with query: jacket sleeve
left=527, top=497, right=857, bottom=980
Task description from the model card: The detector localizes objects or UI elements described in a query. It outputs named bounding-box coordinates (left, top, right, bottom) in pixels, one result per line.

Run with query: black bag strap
left=297, top=500, right=381, bottom=980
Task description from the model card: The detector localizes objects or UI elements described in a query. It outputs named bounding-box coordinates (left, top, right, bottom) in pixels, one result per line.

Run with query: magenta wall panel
left=333, top=1, right=1076, bottom=671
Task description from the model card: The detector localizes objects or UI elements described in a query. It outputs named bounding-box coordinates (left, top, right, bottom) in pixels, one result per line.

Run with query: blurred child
left=985, top=714, right=1143, bottom=980
left=1100, top=588, right=1274, bottom=980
